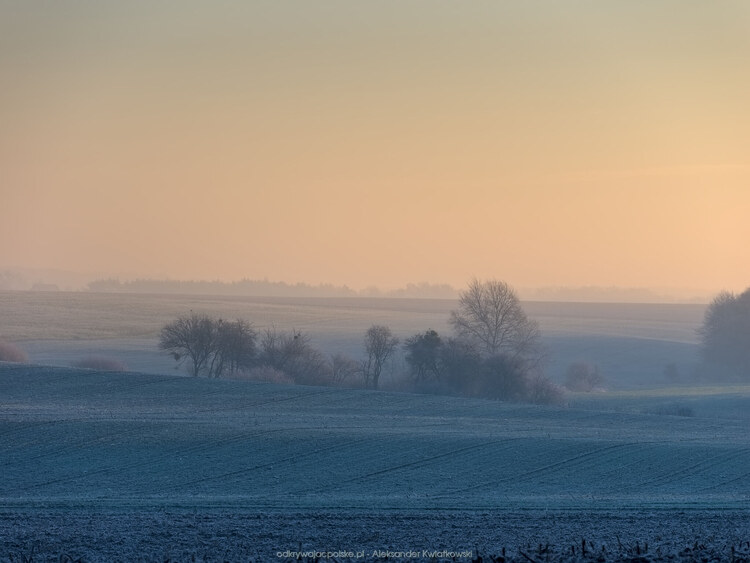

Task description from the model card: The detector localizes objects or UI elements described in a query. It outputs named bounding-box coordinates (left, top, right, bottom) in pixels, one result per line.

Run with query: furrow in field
left=696, top=469, right=750, bottom=493
left=2, top=363, right=749, bottom=510
left=0, top=418, right=88, bottom=439
left=300, top=438, right=523, bottom=495
left=190, top=387, right=348, bottom=414
left=634, top=447, right=750, bottom=489
left=9, top=426, right=291, bottom=493
left=2, top=424, right=145, bottom=463
left=434, top=442, right=643, bottom=498
left=166, top=436, right=376, bottom=490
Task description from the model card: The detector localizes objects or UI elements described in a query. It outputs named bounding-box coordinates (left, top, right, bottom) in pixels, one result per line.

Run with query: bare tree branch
left=449, top=279, right=541, bottom=362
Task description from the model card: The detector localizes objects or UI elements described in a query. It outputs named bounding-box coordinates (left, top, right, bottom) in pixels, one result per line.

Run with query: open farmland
left=2, top=292, right=747, bottom=561
left=0, top=291, right=707, bottom=389
left=1, top=362, right=749, bottom=561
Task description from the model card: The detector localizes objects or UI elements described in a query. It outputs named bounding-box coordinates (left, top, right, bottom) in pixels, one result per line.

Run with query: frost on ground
left=2, top=510, right=749, bottom=562
left=1, top=364, right=749, bottom=561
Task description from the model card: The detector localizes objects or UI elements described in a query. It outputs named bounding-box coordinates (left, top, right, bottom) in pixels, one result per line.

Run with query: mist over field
left=2, top=289, right=749, bottom=561
left=0, top=290, right=708, bottom=389
left=2, top=0, right=749, bottom=559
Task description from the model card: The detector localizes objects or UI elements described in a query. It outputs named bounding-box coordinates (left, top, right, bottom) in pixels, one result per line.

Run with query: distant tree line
left=89, top=278, right=458, bottom=299
left=91, top=278, right=358, bottom=298
left=159, top=279, right=564, bottom=405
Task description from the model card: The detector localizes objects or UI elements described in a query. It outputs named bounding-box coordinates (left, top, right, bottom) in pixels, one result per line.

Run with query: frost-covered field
left=5, top=509, right=750, bottom=562
left=2, top=363, right=749, bottom=561
left=2, top=293, right=746, bottom=561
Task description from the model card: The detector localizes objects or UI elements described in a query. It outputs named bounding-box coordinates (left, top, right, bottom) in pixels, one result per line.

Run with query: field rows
left=2, top=364, right=748, bottom=512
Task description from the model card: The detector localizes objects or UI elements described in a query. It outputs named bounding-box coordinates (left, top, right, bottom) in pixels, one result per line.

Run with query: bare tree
left=698, top=287, right=750, bottom=379
left=362, top=324, right=399, bottom=389
left=449, top=278, right=541, bottom=361
left=526, top=373, right=565, bottom=405
left=160, top=313, right=216, bottom=377
left=159, top=313, right=256, bottom=378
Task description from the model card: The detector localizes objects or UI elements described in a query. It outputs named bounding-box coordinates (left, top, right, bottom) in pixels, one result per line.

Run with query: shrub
left=259, top=328, right=331, bottom=386
left=476, top=354, right=530, bottom=401
left=439, top=338, right=482, bottom=394
left=71, top=356, right=127, bottom=372
left=401, top=333, right=561, bottom=404
left=526, top=374, right=566, bottom=405
left=0, top=341, right=28, bottom=363
left=564, top=361, right=604, bottom=392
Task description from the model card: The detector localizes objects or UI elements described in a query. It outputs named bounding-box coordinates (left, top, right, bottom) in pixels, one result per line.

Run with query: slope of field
left=2, top=363, right=747, bottom=512
left=2, top=363, right=749, bottom=561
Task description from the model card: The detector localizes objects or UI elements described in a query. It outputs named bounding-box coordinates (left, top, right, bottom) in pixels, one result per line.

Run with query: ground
left=1, top=294, right=747, bottom=561
left=1, top=361, right=749, bottom=562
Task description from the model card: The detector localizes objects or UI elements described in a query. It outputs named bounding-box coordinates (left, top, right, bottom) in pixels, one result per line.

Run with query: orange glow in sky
left=1, top=2, right=749, bottom=294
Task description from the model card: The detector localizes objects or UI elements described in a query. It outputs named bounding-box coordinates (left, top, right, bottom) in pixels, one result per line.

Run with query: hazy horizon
left=2, top=2, right=749, bottom=296
left=0, top=266, right=720, bottom=303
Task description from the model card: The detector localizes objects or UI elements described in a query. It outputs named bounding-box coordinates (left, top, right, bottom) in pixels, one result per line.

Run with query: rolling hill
left=2, top=362, right=749, bottom=561
left=2, top=363, right=748, bottom=511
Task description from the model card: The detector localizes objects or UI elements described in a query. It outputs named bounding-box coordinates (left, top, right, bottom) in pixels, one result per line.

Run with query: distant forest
left=85, top=278, right=459, bottom=299
left=1, top=269, right=710, bottom=303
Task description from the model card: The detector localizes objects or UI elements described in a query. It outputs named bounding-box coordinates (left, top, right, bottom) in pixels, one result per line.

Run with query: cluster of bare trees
left=401, top=279, right=562, bottom=404
left=159, top=279, right=564, bottom=404
left=159, top=313, right=400, bottom=389
left=159, top=315, right=257, bottom=378
left=159, top=315, right=360, bottom=385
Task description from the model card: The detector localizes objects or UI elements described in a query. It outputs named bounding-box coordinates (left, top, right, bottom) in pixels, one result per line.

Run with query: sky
left=2, top=1, right=749, bottom=295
